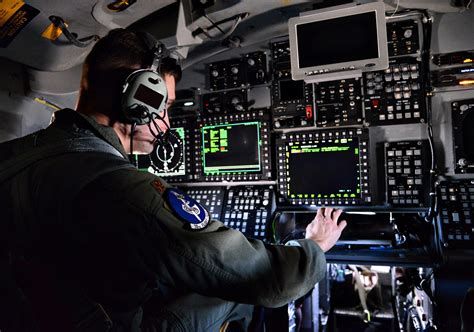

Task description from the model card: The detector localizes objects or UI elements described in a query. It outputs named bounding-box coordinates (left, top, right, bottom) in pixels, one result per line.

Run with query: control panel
left=194, top=110, right=272, bottom=182
left=183, top=186, right=226, bottom=220
left=452, top=99, right=474, bottom=174
left=271, top=40, right=314, bottom=129
left=438, top=180, right=474, bottom=249
left=275, top=128, right=371, bottom=206
left=209, top=58, right=245, bottom=91
left=221, top=185, right=273, bottom=241
left=314, top=77, right=363, bottom=127
left=432, top=50, right=474, bottom=66
left=208, top=51, right=268, bottom=91
left=364, top=57, right=425, bottom=125
left=386, top=19, right=421, bottom=57
left=202, top=89, right=248, bottom=115
left=384, top=140, right=430, bottom=207
left=244, top=51, right=268, bottom=86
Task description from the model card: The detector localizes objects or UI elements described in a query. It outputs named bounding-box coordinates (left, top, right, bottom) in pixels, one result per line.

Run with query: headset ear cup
left=122, top=71, right=151, bottom=124
left=122, top=71, right=167, bottom=124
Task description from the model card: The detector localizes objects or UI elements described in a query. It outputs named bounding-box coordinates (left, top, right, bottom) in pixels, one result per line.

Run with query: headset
left=121, top=40, right=168, bottom=126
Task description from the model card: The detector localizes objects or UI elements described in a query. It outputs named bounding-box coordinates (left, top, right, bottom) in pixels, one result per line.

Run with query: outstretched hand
left=305, top=207, right=347, bottom=252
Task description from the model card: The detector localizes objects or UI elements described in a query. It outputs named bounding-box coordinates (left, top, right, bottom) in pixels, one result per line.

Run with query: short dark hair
left=80, top=28, right=181, bottom=97
left=160, top=56, right=182, bottom=83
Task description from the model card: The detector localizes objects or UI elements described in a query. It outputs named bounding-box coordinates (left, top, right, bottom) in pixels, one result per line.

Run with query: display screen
left=286, top=138, right=361, bottom=199
left=202, top=122, right=261, bottom=175
left=296, top=11, right=379, bottom=68
left=136, top=127, right=186, bottom=178
left=279, top=80, right=305, bottom=101
left=150, top=127, right=186, bottom=177
left=134, top=84, right=165, bottom=109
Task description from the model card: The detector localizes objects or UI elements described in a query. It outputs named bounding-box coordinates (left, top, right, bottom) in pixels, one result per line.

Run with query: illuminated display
left=202, top=122, right=261, bottom=175
left=148, top=127, right=186, bottom=177
left=286, top=138, right=361, bottom=199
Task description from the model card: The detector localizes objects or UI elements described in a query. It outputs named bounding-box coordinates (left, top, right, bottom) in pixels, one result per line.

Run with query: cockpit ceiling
left=0, top=0, right=463, bottom=72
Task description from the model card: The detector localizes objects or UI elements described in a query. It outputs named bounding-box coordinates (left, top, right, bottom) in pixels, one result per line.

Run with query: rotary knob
left=231, top=96, right=241, bottom=105
left=211, top=70, right=219, bottom=77
left=231, top=66, right=239, bottom=74
left=458, top=158, right=469, bottom=167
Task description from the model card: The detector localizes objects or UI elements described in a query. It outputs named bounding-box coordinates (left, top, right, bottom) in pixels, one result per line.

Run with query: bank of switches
left=185, top=186, right=274, bottom=241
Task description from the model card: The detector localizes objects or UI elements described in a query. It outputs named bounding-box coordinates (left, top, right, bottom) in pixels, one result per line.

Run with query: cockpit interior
left=1, top=0, right=473, bottom=331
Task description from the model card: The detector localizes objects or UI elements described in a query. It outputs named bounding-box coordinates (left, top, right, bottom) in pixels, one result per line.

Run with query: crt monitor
left=288, top=2, right=389, bottom=80
left=286, top=137, right=361, bottom=200
left=201, top=121, right=262, bottom=175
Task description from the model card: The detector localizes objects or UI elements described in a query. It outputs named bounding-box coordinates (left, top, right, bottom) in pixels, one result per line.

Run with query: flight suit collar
left=53, top=109, right=129, bottom=159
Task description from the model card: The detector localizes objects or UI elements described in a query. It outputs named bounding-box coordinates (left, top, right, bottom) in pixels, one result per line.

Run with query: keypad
left=438, top=181, right=474, bottom=249
left=222, top=186, right=273, bottom=240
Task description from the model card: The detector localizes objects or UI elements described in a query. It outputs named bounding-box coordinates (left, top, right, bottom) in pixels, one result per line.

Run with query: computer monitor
left=287, top=137, right=361, bottom=199
left=288, top=2, right=388, bottom=81
left=276, top=128, right=371, bottom=205
left=201, top=121, right=261, bottom=175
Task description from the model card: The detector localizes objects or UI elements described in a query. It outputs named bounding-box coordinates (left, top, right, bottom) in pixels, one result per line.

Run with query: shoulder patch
left=164, top=188, right=210, bottom=230
left=151, top=179, right=166, bottom=194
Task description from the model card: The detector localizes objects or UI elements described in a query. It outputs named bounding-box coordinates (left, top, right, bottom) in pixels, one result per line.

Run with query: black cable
left=49, top=16, right=99, bottom=48
left=129, top=122, right=137, bottom=167
left=418, top=11, right=438, bottom=224
left=203, top=13, right=226, bottom=36
left=148, top=109, right=171, bottom=144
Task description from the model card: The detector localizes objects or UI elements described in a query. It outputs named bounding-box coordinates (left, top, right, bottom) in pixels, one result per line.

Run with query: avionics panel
left=386, top=19, right=421, bottom=57
left=288, top=2, right=388, bottom=80
left=364, top=57, right=425, bottom=125
left=194, top=110, right=271, bottom=182
left=202, top=89, right=248, bottom=115
left=136, top=116, right=196, bottom=183
left=314, top=77, right=363, bottom=127
left=384, top=140, right=430, bottom=207
left=276, top=128, right=371, bottom=206
left=221, top=185, right=274, bottom=241
left=271, top=39, right=314, bottom=130
left=438, top=180, right=474, bottom=249
left=208, top=51, right=268, bottom=91
left=452, top=99, right=474, bottom=173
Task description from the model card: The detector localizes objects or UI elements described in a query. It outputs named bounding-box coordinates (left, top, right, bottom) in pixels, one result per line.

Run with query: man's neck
left=76, top=103, right=131, bottom=154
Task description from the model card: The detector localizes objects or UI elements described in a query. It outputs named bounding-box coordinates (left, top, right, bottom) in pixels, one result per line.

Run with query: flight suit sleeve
left=77, top=170, right=326, bottom=308
left=148, top=192, right=326, bottom=308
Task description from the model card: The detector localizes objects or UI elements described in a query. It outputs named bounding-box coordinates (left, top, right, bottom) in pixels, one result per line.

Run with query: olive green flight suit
left=0, top=109, right=327, bottom=331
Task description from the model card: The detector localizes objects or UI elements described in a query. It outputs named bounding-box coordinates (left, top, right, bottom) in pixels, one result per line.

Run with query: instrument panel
left=136, top=13, right=474, bottom=260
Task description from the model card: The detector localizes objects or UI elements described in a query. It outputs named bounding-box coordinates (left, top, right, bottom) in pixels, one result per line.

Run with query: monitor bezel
left=201, top=121, right=262, bottom=176
left=288, top=2, right=389, bottom=81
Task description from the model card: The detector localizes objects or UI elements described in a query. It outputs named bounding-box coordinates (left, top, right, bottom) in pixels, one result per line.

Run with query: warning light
left=463, top=58, right=473, bottom=64
left=459, top=79, right=474, bottom=86
left=305, top=105, right=313, bottom=119
left=371, top=99, right=380, bottom=109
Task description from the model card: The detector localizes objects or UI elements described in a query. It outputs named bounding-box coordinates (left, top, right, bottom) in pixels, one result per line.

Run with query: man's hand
left=305, top=207, right=347, bottom=252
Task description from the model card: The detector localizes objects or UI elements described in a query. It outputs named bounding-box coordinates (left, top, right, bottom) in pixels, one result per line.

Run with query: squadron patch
left=164, top=188, right=210, bottom=230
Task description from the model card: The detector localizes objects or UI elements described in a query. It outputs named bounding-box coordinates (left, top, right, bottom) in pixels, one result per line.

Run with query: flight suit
left=0, top=109, right=327, bottom=331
